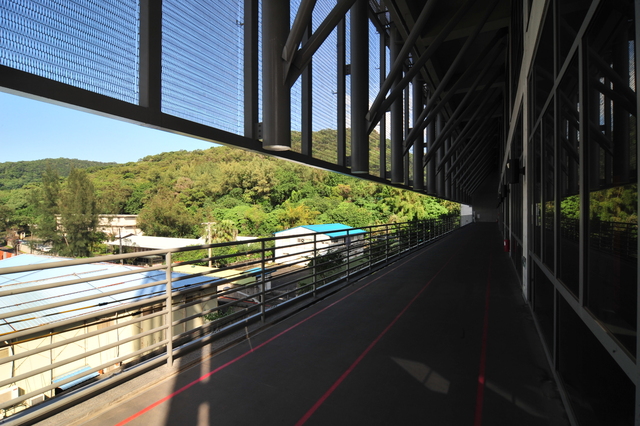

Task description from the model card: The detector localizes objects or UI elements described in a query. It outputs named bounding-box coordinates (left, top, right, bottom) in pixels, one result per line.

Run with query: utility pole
left=202, top=222, right=214, bottom=268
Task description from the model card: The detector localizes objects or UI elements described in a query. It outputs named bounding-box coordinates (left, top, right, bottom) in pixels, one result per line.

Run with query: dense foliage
left=0, top=158, right=115, bottom=191
left=28, top=167, right=104, bottom=257
left=0, top=143, right=460, bottom=251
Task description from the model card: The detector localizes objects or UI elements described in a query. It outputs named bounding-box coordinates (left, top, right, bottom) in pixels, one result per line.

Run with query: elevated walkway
left=37, top=223, right=569, bottom=426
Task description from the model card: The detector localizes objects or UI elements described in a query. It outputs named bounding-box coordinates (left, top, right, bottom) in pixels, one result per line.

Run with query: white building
left=274, top=224, right=367, bottom=265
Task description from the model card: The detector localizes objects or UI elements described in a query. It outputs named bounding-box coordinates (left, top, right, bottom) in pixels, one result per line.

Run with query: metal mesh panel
left=0, top=0, right=140, bottom=104
left=312, top=0, right=338, bottom=133
left=162, top=1, right=244, bottom=135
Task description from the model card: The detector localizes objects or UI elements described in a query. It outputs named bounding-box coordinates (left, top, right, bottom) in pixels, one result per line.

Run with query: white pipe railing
left=0, top=217, right=459, bottom=423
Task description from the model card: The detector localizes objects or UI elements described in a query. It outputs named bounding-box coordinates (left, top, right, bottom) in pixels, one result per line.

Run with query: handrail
left=0, top=217, right=460, bottom=421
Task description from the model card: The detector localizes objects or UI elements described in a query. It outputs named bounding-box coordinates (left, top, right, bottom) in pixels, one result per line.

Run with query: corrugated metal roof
left=0, top=254, right=218, bottom=336
left=105, top=235, right=206, bottom=249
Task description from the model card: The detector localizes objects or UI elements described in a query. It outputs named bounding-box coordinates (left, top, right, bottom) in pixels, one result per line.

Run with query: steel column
left=436, top=114, right=445, bottom=197
left=413, top=77, right=425, bottom=191
left=426, top=95, right=437, bottom=194
left=139, top=0, right=162, bottom=115
left=263, top=0, right=291, bottom=151
left=244, top=0, right=259, bottom=139
left=337, top=18, right=347, bottom=166
left=350, top=0, right=369, bottom=174
left=390, top=25, right=404, bottom=183
left=302, top=25, right=313, bottom=156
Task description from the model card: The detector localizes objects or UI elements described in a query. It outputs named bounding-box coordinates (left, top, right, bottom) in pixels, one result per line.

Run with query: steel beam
left=384, top=0, right=501, bottom=143
left=366, top=0, right=478, bottom=132
left=403, top=31, right=506, bottom=152
left=286, top=0, right=357, bottom=86
left=446, top=120, right=498, bottom=177
left=423, top=72, right=502, bottom=166
left=366, top=0, right=440, bottom=123
left=283, top=0, right=317, bottom=63
left=438, top=102, right=502, bottom=171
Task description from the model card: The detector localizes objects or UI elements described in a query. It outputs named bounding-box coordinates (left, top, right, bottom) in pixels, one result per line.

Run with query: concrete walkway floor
left=46, top=223, right=569, bottom=426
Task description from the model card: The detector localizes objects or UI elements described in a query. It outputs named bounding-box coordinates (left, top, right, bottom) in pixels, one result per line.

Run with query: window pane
left=533, top=262, right=554, bottom=351
left=585, top=3, right=637, bottom=356
left=558, top=296, right=635, bottom=425
left=558, top=55, right=580, bottom=296
left=543, top=102, right=555, bottom=269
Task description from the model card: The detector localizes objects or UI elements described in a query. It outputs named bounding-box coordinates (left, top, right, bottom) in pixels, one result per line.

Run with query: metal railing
left=0, top=216, right=459, bottom=424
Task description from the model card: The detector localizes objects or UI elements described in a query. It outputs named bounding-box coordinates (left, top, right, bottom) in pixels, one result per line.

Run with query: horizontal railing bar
left=0, top=321, right=169, bottom=389
left=0, top=353, right=169, bottom=426
left=0, top=309, right=167, bottom=366
left=2, top=294, right=168, bottom=340
left=0, top=339, right=171, bottom=411
left=1, top=279, right=169, bottom=320
left=0, top=264, right=168, bottom=298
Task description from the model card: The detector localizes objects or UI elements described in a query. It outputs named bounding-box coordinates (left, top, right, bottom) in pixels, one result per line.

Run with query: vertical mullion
left=139, top=0, right=162, bottom=117
left=244, top=0, right=259, bottom=139
left=302, top=25, right=313, bottom=156
left=337, top=18, right=346, bottom=166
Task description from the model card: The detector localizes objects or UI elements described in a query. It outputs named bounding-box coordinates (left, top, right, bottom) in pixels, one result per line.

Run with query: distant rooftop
left=106, top=235, right=206, bottom=250
left=275, top=223, right=367, bottom=238
left=0, top=254, right=218, bottom=336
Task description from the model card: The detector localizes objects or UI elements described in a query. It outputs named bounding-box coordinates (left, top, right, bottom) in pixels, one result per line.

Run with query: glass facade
left=505, top=1, right=639, bottom=423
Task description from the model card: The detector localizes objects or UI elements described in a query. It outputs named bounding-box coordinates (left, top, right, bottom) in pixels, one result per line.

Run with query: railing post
left=382, top=224, right=387, bottom=262
left=165, top=251, right=173, bottom=367
left=346, top=230, right=351, bottom=282
left=260, top=240, right=266, bottom=323
left=368, top=228, right=372, bottom=269
left=313, top=234, right=317, bottom=297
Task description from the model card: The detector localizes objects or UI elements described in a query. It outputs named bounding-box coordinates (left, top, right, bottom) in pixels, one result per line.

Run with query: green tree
left=137, top=191, right=200, bottom=237
left=58, top=168, right=104, bottom=257
left=203, top=220, right=238, bottom=243
left=32, top=166, right=62, bottom=247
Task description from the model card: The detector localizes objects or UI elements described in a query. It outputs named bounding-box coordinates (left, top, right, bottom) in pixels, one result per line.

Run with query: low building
left=274, top=224, right=367, bottom=265
left=0, top=254, right=219, bottom=415
left=97, top=214, right=142, bottom=239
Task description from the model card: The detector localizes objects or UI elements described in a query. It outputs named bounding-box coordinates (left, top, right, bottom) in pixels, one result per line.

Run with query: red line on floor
left=294, top=246, right=460, bottom=426
left=473, top=253, right=492, bottom=426
left=114, top=241, right=446, bottom=426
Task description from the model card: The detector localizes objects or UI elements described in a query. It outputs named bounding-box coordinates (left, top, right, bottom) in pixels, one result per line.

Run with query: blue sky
left=0, top=91, right=217, bottom=164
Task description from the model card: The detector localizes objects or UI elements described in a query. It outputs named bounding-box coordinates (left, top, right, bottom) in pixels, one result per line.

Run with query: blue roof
left=0, top=254, right=219, bottom=336
left=275, top=223, right=366, bottom=238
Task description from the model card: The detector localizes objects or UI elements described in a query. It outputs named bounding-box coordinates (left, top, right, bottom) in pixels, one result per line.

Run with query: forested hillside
left=0, top=143, right=459, bottom=245
left=0, top=158, right=115, bottom=191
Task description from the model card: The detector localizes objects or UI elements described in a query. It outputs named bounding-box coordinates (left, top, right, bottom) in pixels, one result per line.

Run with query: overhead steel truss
left=0, top=0, right=511, bottom=204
